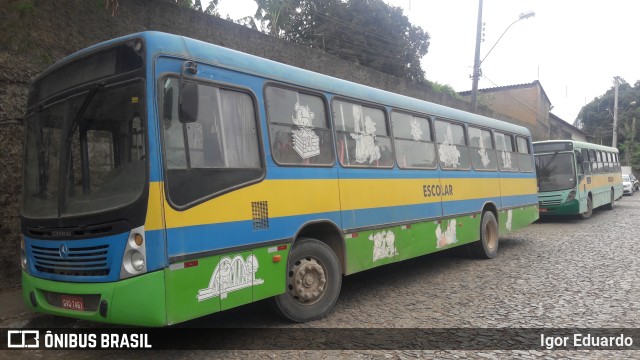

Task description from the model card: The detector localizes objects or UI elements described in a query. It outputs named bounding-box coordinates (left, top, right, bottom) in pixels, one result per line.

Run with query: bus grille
left=540, top=199, right=562, bottom=206
left=31, top=244, right=110, bottom=277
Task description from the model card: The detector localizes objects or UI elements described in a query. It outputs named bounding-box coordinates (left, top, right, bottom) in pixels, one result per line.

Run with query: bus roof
left=40, top=31, right=531, bottom=137
left=533, top=140, right=619, bottom=153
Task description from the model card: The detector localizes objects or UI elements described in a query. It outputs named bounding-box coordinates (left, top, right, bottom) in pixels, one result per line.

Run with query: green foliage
left=428, top=81, right=459, bottom=98
left=578, top=79, right=640, bottom=168
left=254, top=0, right=430, bottom=83
left=11, top=0, right=34, bottom=17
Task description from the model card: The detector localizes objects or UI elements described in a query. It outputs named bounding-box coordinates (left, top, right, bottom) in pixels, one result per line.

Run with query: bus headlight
left=20, top=237, right=27, bottom=271
left=120, top=226, right=147, bottom=279
left=130, top=250, right=145, bottom=271
left=566, top=190, right=576, bottom=202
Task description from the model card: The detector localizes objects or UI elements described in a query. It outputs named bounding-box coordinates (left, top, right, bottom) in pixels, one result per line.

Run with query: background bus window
left=391, top=112, right=436, bottom=169
left=516, top=136, right=533, bottom=172
left=494, top=132, right=519, bottom=171
left=580, top=149, right=590, bottom=174
left=265, top=86, right=333, bottom=165
left=333, top=100, right=393, bottom=167
left=435, top=120, right=470, bottom=170
left=161, top=78, right=262, bottom=207
left=589, top=149, right=597, bottom=174
left=596, top=151, right=603, bottom=173
left=468, top=126, right=497, bottom=171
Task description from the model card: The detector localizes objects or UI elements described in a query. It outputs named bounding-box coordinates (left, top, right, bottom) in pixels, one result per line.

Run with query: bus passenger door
left=577, top=150, right=590, bottom=212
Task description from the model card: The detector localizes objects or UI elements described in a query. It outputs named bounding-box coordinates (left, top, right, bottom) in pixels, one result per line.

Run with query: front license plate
left=61, top=295, right=84, bottom=311
left=539, top=208, right=548, bottom=213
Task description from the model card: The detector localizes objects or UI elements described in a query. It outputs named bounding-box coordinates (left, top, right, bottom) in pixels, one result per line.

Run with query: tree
left=255, top=0, right=430, bottom=83
left=254, top=0, right=300, bottom=37
left=577, top=78, right=640, bottom=169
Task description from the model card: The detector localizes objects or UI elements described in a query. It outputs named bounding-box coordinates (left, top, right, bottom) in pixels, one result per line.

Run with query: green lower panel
left=346, top=214, right=481, bottom=275
left=22, top=270, right=167, bottom=326
left=500, top=205, right=539, bottom=232
left=539, top=199, right=580, bottom=216
left=165, top=243, right=289, bottom=325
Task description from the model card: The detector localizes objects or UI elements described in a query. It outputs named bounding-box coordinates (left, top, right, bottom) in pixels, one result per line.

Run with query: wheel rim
left=484, top=217, right=499, bottom=251
left=287, top=257, right=327, bottom=305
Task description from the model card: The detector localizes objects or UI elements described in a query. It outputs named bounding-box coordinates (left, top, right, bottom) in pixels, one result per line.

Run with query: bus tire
left=579, top=195, right=593, bottom=219
left=470, top=211, right=499, bottom=259
left=604, top=190, right=615, bottom=210
left=271, top=238, right=342, bottom=322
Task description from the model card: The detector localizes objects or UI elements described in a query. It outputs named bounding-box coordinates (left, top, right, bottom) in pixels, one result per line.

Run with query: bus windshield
left=535, top=152, right=576, bottom=192
left=23, top=80, right=146, bottom=219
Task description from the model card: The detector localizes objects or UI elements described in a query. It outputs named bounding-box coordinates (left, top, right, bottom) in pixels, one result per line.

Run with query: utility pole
left=470, top=0, right=483, bottom=113
left=613, top=76, right=621, bottom=148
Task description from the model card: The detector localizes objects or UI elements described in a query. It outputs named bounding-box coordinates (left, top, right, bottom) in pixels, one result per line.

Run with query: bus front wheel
left=579, top=195, right=593, bottom=219
left=272, top=238, right=342, bottom=322
left=471, top=211, right=499, bottom=259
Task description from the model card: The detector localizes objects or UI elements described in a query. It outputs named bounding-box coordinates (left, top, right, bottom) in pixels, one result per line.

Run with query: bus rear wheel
left=579, top=195, right=593, bottom=219
left=272, top=238, right=342, bottom=322
left=470, top=211, right=499, bottom=259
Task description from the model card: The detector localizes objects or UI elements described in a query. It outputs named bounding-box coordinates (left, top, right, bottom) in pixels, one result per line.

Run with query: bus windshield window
left=23, top=81, right=146, bottom=218
left=535, top=152, right=576, bottom=192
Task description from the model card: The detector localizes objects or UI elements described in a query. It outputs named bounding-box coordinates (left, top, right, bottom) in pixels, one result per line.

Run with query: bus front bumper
left=538, top=199, right=580, bottom=216
left=22, top=270, right=167, bottom=326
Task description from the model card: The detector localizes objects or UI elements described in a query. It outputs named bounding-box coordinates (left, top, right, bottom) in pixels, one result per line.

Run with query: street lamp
left=470, top=2, right=535, bottom=112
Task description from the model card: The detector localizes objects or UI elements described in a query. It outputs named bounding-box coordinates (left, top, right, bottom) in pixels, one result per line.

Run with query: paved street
left=2, top=194, right=640, bottom=358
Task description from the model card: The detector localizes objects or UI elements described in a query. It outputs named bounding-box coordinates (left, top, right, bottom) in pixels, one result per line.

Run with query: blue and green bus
left=534, top=140, right=623, bottom=218
left=21, top=32, right=538, bottom=326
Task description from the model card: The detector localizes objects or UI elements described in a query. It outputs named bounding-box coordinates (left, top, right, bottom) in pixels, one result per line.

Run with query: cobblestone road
left=4, top=195, right=640, bottom=359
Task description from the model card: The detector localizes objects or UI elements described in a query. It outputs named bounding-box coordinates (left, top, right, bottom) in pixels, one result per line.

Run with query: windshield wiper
left=66, top=82, right=104, bottom=140
left=58, top=82, right=104, bottom=215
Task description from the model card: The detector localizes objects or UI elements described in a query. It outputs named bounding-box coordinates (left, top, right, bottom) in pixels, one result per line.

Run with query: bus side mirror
left=179, top=61, right=199, bottom=123
left=179, top=82, right=198, bottom=123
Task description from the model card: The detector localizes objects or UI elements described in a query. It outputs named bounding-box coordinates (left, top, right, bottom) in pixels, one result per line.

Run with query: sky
left=214, top=0, right=640, bottom=125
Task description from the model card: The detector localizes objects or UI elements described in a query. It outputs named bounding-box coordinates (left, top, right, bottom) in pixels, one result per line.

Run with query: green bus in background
left=534, top=140, right=623, bottom=218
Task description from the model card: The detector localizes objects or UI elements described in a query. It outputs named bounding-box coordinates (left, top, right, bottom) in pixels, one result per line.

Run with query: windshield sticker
left=438, top=125, right=461, bottom=167
left=436, top=219, right=458, bottom=248
left=197, top=255, right=264, bottom=301
left=409, top=118, right=423, bottom=141
left=369, top=230, right=398, bottom=261
left=291, top=102, right=320, bottom=159
left=351, top=105, right=381, bottom=164
left=506, top=209, right=513, bottom=231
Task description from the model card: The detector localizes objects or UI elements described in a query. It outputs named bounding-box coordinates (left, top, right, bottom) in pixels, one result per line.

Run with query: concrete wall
left=460, top=82, right=551, bottom=141
left=0, top=0, right=524, bottom=289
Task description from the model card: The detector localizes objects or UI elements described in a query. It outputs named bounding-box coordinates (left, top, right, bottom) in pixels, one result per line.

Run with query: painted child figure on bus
left=291, top=102, right=320, bottom=159
left=435, top=219, right=458, bottom=248
left=438, top=125, right=461, bottom=168
left=350, top=105, right=381, bottom=164
left=369, top=230, right=398, bottom=262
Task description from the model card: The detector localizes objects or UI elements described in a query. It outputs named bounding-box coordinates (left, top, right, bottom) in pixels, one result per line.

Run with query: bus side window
left=391, top=111, right=436, bottom=169
left=333, top=100, right=393, bottom=168
left=516, top=136, right=533, bottom=172
left=581, top=149, right=591, bottom=175
left=588, top=149, right=597, bottom=174
left=435, top=119, right=470, bottom=170
left=494, top=132, right=518, bottom=171
left=265, top=86, right=334, bottom=166
left=468, top=126, right=497, bottom=171
left=160, top=78, right=263, bottom=207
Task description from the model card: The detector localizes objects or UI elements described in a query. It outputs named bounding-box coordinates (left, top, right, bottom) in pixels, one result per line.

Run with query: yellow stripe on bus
left=146, top=177, right=537, bottom=231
